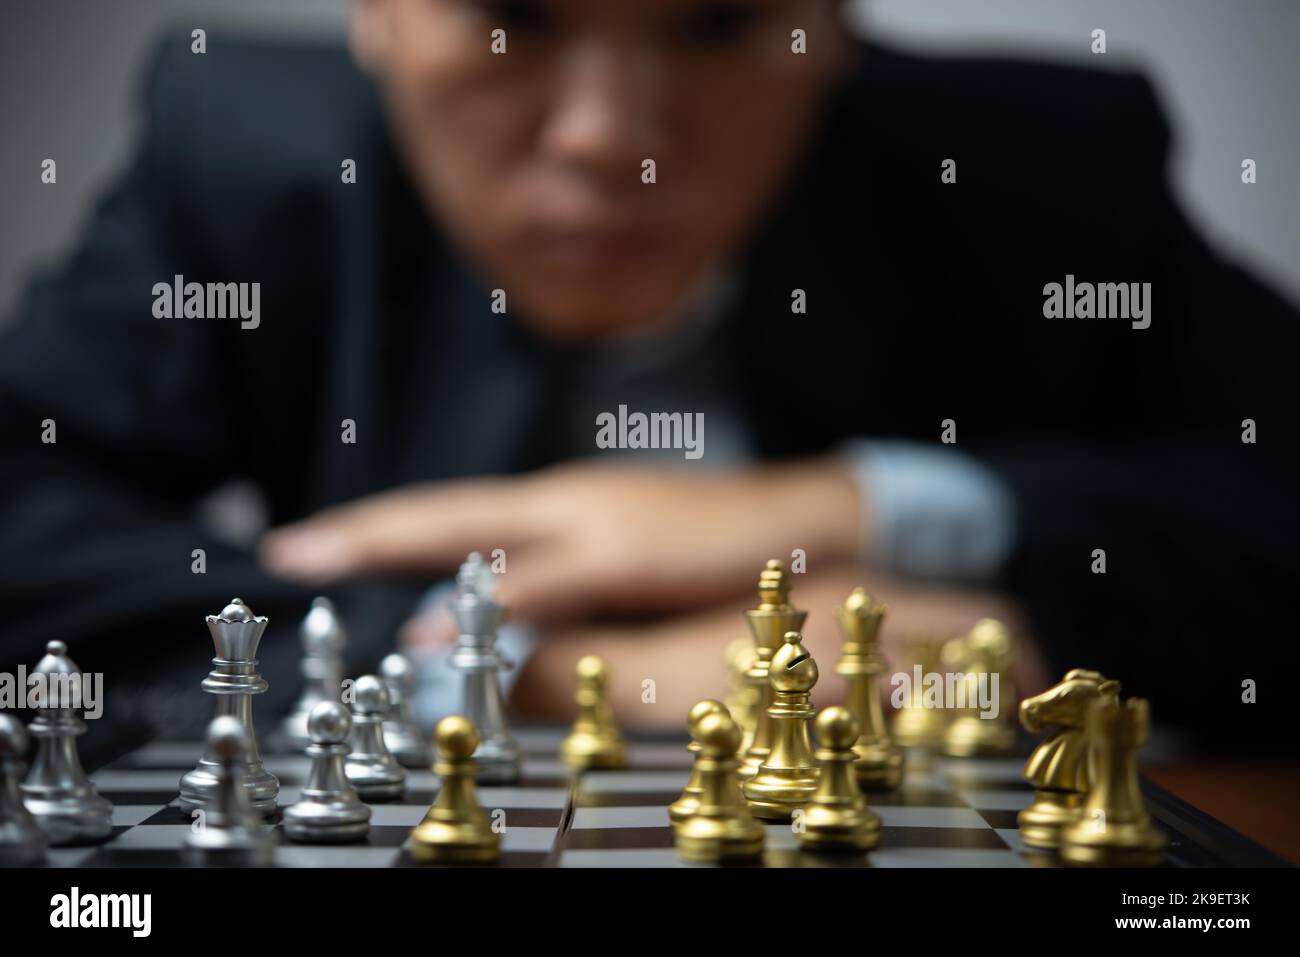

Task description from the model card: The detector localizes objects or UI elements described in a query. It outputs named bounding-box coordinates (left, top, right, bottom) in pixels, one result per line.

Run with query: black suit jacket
left=1, top=36, right=1295, bottom=750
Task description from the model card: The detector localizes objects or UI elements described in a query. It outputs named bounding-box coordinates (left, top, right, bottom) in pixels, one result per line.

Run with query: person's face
left=352, top=0, right=851, bottom=341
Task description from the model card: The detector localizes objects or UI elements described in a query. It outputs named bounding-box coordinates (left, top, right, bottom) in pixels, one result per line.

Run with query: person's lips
left=530, top=225, right=657, bottom=271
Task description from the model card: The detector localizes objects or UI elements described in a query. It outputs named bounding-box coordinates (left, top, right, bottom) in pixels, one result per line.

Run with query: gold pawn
left=409, top=715, right=500, bottom=863
left=668, top=699, right=730, bottom=826
left=743, top=630, right=819, bottom=821
left=560, top=655, right=626, bottom=770
left=739, top=560, right=807, bottom=781
left=941, top=619, right=1017, bottom=757
left=891, top=638, right=949, bottom=749
left=1059, top=697, right=1168, bottom=867
left=1017, top=669, right=1121, bottom=849
left=833, top=588, right=903, bottom=789
left=675, top=711, right=765, bottom=863
left=798, top=706, right=882, bottom=852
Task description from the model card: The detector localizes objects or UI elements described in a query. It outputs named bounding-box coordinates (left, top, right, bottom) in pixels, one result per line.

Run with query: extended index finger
left=258, top=477, right=539, bottom=582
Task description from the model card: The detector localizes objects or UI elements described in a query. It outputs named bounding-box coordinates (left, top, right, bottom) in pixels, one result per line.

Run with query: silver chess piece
left=344, top=676, right=406, bottom=801
left=184, top=716, right=275, bottom=867
left=280, top=597, right=347, bottom=749
left=19, top=641, right=113, bottom=845
left=450, top=552, right=521, bottom=783
left=179, top=599, right=279, bottom=815
left=380, top=653, right=432, bottom=769
left=0, top=715, right=47, bottom=865
left=283, top=701, right=372, bottom=843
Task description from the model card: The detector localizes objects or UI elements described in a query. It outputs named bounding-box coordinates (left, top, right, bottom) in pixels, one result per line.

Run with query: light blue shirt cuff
left=840, top=439, right=1016, bottom=581
left=407, top=581, right=539, bottom=728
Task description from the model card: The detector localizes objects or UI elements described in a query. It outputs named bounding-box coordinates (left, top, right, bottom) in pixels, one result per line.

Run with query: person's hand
left=260, top=457, right=866, bottom=627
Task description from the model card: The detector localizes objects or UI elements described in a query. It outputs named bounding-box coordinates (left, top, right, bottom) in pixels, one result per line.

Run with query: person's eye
left=670, top=2, right=766, bottom=48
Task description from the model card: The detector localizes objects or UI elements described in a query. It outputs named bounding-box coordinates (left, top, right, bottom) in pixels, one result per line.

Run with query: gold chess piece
left=1017, top=670, right=1121, bottom=849
left=560, top=655, right=626, bottom=770
left=668, top=699, right=730, bottom=827
left=891, top=638, right=949, bottom=749
left=739, top=560, right=807, bottom=780
left=743, top=630, right=819, bottom=821
left=941, top=618, right=1017, bottom=757
left=409, top=715, right=500, bottom=864
left=675, top=711, right=765, bottom=863
left=1060, top=696, right=1167, bottom=866
left=834, top=588, right=903, bottom=789
left=798, top=706, right=882, bottom=852
left=724, top=637, right=760, bottom=754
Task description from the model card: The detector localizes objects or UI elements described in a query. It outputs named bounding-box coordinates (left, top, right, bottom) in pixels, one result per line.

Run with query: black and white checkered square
left=36, top=728, right=1208, bottom=868
left=48, top=728, right=570, bottom=868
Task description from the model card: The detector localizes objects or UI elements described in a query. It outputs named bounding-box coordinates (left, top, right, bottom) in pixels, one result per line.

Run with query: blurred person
left=0, top=0, right=1296, bottom=746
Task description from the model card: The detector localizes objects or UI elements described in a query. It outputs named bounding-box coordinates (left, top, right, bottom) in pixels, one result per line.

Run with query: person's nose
left=539, top=42, right=667, bottom=182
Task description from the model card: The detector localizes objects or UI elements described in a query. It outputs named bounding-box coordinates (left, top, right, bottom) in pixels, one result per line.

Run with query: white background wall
left=1, top=0, right=1296, bottom=321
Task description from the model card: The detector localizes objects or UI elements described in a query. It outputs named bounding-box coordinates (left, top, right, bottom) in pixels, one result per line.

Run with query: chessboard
left=42, top=727, right=1281, bottom=868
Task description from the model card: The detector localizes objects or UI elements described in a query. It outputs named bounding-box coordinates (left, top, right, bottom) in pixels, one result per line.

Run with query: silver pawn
left=450, top=552, right=521, bottom=783
left=1, top=715, right=47, bottom=865
left=380, top=653, right=432, bottom=769
left=344, top=676, right=406, bottom=801
left=283, top=701, right=371, bottom=843
left=179, top=599, right=279, bottom=816
left=20, top=641, right=113, bottom=845
left=184, top=716, right=275, bottom=867
left=280, top=597, right=347, bottom=749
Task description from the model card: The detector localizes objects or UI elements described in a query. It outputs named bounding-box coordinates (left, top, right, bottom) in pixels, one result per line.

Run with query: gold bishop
left=743, top=630, right=819, bottom=820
